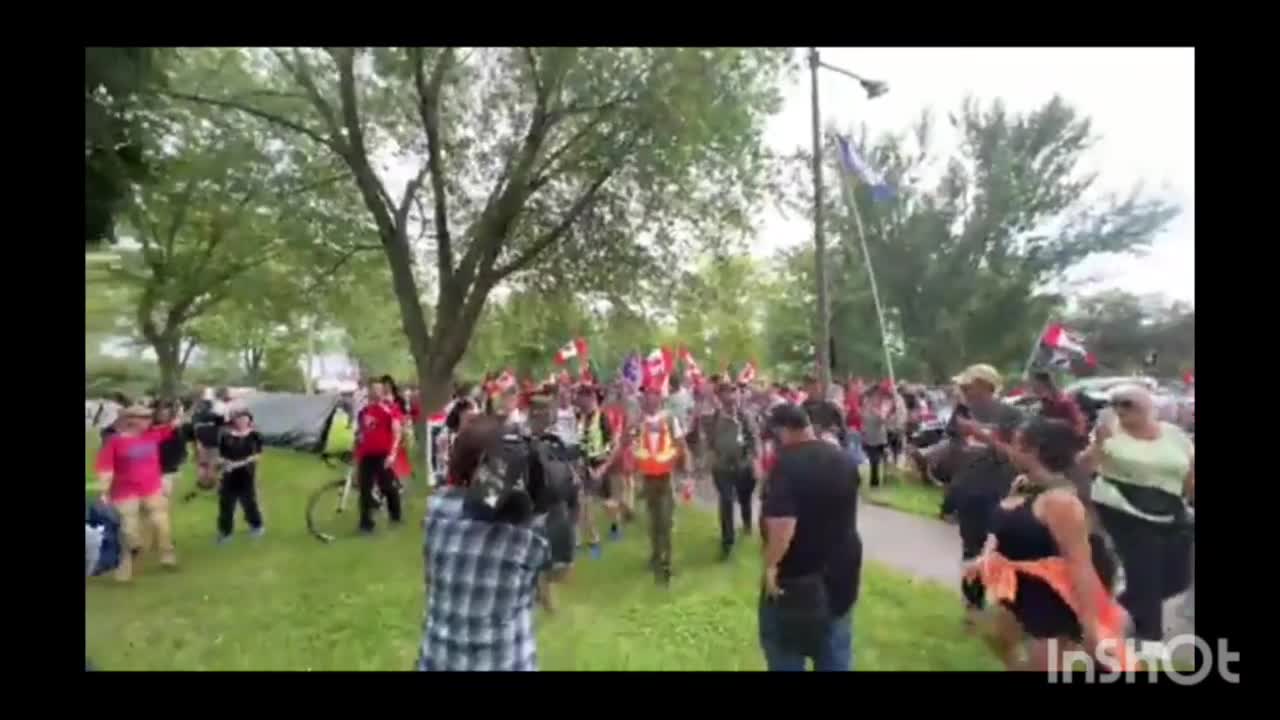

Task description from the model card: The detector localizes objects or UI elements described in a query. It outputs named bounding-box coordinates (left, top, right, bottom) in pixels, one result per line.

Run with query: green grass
left=860, top=466, right=946, bottom=519
left=86, top=436, right=998, bottom=671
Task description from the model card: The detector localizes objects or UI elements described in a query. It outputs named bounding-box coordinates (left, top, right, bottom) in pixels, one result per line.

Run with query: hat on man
left=952, top=364, right=1003, bottom=393
left=122, top=404, right=153, bottom=419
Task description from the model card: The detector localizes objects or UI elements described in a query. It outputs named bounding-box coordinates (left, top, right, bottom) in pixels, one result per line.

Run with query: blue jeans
left=758, top=598, right=854, bottom=671
left=843, top=432, right=865, bottom=466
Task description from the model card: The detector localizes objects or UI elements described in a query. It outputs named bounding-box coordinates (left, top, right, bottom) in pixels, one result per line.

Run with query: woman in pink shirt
left=95, top=404, right=180, bottom=581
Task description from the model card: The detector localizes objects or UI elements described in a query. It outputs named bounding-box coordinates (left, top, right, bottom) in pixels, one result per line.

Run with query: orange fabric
left=634, top=416, right=678, bottom=477
left=971, top=552, right=1136, bottom=671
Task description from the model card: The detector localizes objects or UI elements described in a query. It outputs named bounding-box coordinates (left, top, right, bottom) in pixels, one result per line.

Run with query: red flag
left=554, top=337, right=590, bottom=366
left=680, top=347, right=703, bottom=383
left=1043, top=324, right=1087, bottom=354
left=643, top=347, right=674, bottom=394
left=496, top=370, right=516, bottom=392
left=1036, top=323, right=1092, bottom=373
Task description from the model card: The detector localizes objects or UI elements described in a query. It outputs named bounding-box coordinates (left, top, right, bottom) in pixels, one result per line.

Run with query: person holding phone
left=942, top=364, right=1024, bottom=627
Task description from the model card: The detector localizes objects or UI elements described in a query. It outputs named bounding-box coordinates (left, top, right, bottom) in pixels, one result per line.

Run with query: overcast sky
left=761, top=47, right=1194, bottom=304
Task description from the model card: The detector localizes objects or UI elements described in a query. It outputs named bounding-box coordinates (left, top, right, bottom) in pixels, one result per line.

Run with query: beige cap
left=122, top=404, right=154, bottom=419
left=952, top=364, right=1003, bottom=393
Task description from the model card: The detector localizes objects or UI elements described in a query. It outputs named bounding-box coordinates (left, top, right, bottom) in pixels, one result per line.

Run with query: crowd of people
left=87, top=356, right=1194, bottom=674
left=417, top=360, right=1193, bottom=673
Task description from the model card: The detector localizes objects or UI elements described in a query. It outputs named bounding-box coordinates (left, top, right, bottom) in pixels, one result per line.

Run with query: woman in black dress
left=968, top=417, right=1128, bottom=672
left=217, top=409, right=265, bottom=542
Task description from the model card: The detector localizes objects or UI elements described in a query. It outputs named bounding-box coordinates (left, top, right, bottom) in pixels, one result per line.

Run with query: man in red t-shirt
left=355, top=379, right=404, bottom=533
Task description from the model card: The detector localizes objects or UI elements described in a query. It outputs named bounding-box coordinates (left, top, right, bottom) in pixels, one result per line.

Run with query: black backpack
left=463, top=432, right=578, bottom=522
left=528, top=434, right=578, bottom=513
left=462, top=434, right=539, bottom=524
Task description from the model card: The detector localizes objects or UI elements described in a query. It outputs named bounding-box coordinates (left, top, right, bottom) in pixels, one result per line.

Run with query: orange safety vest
left=634, top=414, right=679, bottom=478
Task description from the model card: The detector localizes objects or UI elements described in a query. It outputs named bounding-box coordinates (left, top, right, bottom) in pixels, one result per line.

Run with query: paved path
left=688, top=474, right=1193, bottom=646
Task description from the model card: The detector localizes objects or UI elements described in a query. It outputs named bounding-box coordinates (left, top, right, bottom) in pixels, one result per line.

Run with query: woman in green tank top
left=1078, top=384, right=1194, bottom=660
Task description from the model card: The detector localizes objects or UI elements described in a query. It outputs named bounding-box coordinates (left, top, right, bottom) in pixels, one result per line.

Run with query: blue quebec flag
left=835, top=134, right=894, bottom=203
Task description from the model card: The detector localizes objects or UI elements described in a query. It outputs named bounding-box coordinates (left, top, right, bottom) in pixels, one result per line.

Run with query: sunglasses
left=1112, top=399, right=1137, bottom=411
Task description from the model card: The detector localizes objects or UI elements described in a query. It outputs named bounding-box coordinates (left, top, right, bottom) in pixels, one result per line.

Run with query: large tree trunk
left=151, top=332, right=184, bottom=399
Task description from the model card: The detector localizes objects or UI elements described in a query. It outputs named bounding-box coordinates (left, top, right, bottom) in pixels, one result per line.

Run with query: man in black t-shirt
left=759, top=403, right=863, bottom=672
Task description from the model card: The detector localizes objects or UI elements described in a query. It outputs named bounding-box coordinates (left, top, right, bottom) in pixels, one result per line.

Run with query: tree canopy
left=163, top=47, right=794, bottom=406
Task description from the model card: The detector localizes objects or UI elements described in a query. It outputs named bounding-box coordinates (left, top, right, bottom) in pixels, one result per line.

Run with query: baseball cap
left=952, top=364, right=1003, bottom=393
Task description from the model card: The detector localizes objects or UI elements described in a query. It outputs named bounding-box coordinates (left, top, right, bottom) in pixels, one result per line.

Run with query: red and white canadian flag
left=496, top=370, right=516, bottom=392
left=1043, top=324, right=1088, bottom=356
left=680, top=348, right=703, bottom=383
left=1035, top=323, right=1096, bottom=372
left=643, top=347, right=674, bottom=395
left=554, top=338, right=589, bottom=366
left=738, top=360, right=757, bottom=385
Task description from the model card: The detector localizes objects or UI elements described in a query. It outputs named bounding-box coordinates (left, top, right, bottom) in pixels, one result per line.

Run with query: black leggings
left=864, top=444, right=887, bottom=487
left=1095, top=504, right=1192, bottom=642
left=358, top=453, right=403, bottom=531
left=218, top=470, right=263, bottom=536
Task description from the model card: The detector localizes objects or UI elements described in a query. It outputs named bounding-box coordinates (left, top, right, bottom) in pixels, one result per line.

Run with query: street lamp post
left=808, top=48, right=830, bottom=396
left=807, top=47, right=887, bottom=396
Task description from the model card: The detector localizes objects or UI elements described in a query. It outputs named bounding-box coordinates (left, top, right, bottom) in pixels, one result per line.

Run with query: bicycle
left=305, top=451, right=402, bottom=543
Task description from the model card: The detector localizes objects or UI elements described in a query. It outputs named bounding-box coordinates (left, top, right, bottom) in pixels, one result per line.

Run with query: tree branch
left=299, top=243, right=383, bottom=298
left=396, top=161, right=429, bottom=228
left=157, top=89, right=335, bottom=151
left=411, top=46, right=457, bottom=284
left=530, top=92, right=640, bottom=192
left=492, top=119, right=648, bottom=282
left=333, top=48, right=396, bottom=226
left=492, top=160, right=623, bottom=281
left=164, top=176, right=201, bottom=260
left=271, top=48, right=347, bottom=152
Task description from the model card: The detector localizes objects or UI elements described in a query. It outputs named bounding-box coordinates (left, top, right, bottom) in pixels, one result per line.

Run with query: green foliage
left=85, top=357, right=158, bottom=401
left=86, top=47, right=169, bottom=246
left=796, top=97, right=1179, bottom=382
left=672, top=254, right=765, bottom=371
left=1066, top=290, right=1194, bottom=375
left=165, top=47, right=795, bottom=406
left=103, top=50, right=366, bottom=395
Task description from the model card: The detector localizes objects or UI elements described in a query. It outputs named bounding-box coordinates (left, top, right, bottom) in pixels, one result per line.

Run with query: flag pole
left=834, top=152, right=896, bottom=391
left=1021, top=318, right=1053, bottom=383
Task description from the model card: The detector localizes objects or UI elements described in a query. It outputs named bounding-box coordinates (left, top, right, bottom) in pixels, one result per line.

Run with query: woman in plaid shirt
left=417, top=415, right=550, bottom=671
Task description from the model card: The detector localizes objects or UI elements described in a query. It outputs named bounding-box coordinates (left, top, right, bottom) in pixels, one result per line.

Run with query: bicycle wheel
left=306, top=478, right=359, bottom=543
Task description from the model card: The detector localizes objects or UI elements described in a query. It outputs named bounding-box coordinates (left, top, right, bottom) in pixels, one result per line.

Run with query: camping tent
left=240, top=392, right=343, bottom=454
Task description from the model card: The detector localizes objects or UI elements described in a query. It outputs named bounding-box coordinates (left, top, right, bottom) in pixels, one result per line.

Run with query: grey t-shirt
left=967, top=397, right=1024, bottom=440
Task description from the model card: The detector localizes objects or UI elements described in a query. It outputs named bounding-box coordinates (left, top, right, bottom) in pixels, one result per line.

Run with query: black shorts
left=585, top=460, right=616, bottom=499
